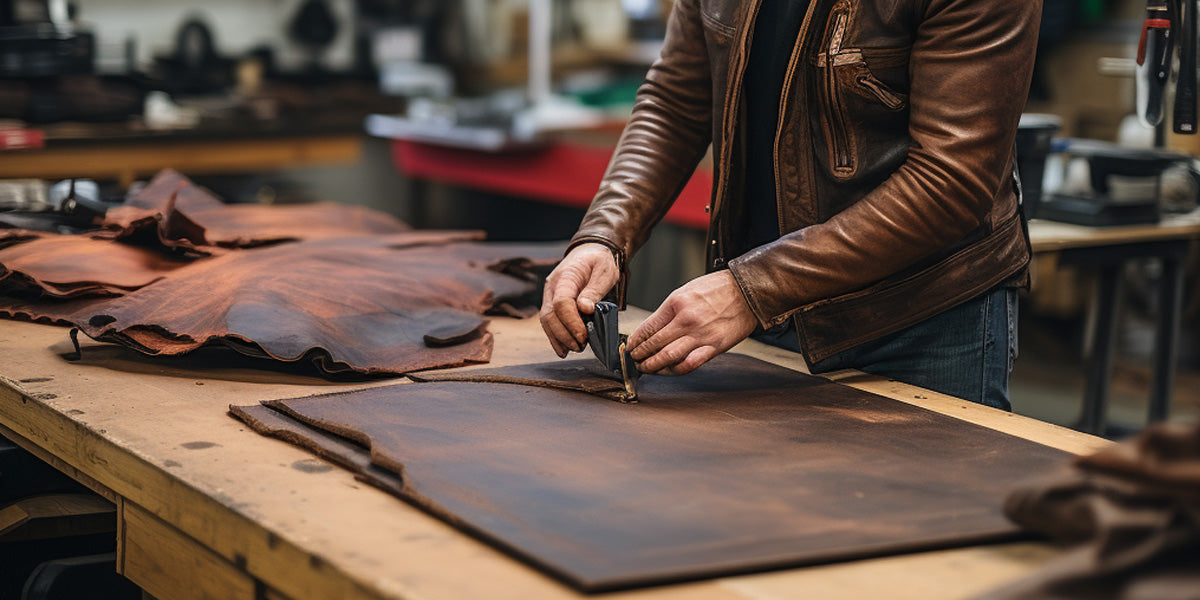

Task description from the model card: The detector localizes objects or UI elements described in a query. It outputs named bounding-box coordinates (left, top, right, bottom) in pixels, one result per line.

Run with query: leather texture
left=238, top=353, right=1070, bottom=592
left=0, top=173, right=563, bottom=377
left=570, top=0, right=1040, bottom=363
left=229, top=404, right=406, bottom=496
left=67, top=235, right=558, bottom=375
left=99, top=169, right=413, bottom=254
left=980, top=423, right=1200, bottom=600
left=0, top=233, right=189, bottom=298
left=408, top=359, right=632, bottom=402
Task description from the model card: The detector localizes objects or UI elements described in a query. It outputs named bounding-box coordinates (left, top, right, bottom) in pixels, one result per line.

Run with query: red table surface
left=392, top=140, right=713, bottom=230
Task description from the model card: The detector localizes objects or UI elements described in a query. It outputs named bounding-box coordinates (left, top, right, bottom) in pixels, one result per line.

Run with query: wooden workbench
left=0, top=123, right=363, bottom=188
left=0, top=311, right=1107, bottom=600
left=1026, top=214, right=1200, bottom=434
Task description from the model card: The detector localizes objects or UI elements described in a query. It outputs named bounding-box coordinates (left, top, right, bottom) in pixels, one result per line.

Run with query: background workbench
left=0, top=121, right=364, bottom=188
left=0, top=310, right=1108, bottom=600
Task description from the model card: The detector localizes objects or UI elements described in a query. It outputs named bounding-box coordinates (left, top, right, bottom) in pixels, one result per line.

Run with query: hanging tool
left=586, top=301, right=641, bottom=403
left=1137, top=0, right=1174, bottom=127
left=1173, top=0, right=1198, bottom=133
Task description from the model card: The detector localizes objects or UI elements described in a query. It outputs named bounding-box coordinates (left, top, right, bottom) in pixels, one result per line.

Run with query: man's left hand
left=627, top=270, right=759, bottom=375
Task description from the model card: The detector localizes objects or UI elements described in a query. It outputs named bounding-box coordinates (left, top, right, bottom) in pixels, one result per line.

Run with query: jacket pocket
left=814, top=1, right=910, bottom=180
left=817, top=1, right=856, bottom=178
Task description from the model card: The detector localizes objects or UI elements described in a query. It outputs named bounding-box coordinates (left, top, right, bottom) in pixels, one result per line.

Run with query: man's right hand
left=540, top=243, right=620, bottom=358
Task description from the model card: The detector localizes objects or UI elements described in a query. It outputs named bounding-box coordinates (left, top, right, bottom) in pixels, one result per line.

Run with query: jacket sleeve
left=728, top=0, right=1041, bottom=328
left=568, top=0, right=714, bottom=304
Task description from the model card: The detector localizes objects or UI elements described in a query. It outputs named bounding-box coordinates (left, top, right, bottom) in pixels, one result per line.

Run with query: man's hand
left=540, top=243, right=620, bottom=358
left=628, top=270, right=758, bottom=375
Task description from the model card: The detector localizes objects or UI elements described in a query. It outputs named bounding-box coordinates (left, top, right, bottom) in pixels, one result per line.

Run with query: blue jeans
left=753, top=287, right=1019, bottom=411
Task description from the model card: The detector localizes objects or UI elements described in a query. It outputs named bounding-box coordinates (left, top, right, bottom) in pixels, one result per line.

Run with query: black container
left=1015, top=113, right=1063, bottom=219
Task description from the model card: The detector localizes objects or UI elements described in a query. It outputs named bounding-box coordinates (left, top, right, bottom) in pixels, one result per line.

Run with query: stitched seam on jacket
left=700, top=10, right=737, bottom=36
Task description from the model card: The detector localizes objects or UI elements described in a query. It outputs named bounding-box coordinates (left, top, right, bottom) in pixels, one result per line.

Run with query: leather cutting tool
left=586, top=301, right=641, bottom=402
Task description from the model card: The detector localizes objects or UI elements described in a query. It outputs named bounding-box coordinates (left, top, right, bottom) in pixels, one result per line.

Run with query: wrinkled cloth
left=99, top=169, right=411, bottom=253
left=978, top=423, right=1200, bottom=600
left=0, top=234, right=190, bottom=298
left=57, top=234, right=559, bottom=375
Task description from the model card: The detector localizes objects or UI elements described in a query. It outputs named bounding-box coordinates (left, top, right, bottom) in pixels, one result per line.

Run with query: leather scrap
left=0, top=233, right=190, bottom=298
left=99, top=169, right=412, bottom=253
left=242, top=353, right=1072, bottom=592
left=978, top=423, right=1200, bottom=600
left=65, top=234, right=562, bottom=375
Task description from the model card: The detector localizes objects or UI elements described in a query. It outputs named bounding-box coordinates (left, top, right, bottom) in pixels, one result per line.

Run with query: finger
left=576, top=269, right=615, bottom=314
left=638, top=335, right=699, bottom=374
left=627, top=300, right=678, bottom=351
left=657, top=345, right=719, bottom=376
left=544, top=309, right=580, bottom=355
left=539, top=308, right=573, bottom=358
left=552, top=295, right=587, bottom=350
left=629, top=317, right=690, bottom=362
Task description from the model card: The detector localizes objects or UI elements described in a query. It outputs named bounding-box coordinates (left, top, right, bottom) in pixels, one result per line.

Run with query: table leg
left=1148, top=256, right=1184, bottom=423
left=1078, top=264, right=1122, bottom=435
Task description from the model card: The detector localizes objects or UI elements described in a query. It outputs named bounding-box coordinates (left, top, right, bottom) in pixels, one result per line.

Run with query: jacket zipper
left=823, top=7, right=853, bottom=176
left=772, top=0, right=823, bottom=236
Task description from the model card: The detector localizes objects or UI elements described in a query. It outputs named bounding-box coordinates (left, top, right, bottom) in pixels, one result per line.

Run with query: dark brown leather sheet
left=0, top=234, right=190, bottom=298
left=237, top=353, right=1072, bottom=592
left=229, top=404, right=405, bottom=496
left=407, top=359, right=630, bottom=401
left=980, top=422, right=1200, bottom=600
left=100, top=169, right=411, bottom=253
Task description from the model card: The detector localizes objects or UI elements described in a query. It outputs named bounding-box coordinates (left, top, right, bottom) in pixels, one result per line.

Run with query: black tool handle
left=1174, top=0, right=1199, bottom=133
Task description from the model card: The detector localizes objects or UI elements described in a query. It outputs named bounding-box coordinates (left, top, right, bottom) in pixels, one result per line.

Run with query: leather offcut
left=98, top=169, right=413, bottom=254
left=234, top=353, right=1072, bottom=592
left=0, top=174, right=563, bottom=377
left=0, top=233, right=191, bottom=298
left=64, top=235, right=561, bottom=375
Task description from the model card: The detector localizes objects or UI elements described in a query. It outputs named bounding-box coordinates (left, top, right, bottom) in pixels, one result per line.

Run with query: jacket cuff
left=727, top=251, right=798, bottom=329
left=566, top=234, right=629, bottom=309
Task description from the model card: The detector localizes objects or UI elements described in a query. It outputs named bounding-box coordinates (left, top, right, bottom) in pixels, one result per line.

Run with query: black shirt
left=742, top=0, right=810, bottom=251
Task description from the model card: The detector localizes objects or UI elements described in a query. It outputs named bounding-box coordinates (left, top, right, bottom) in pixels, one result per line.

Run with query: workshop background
left=8, top=0, right=1180, bottom=425
left=2, top=0, right=1199, bottom=598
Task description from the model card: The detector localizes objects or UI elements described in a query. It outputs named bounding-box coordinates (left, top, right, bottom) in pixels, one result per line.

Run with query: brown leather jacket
left=570, top=0, right=1040, bottom=364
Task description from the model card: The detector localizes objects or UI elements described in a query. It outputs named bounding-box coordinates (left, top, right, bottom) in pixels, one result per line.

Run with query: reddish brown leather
left=100, top=170, right=412, bottom=253
left=981, top=423, right=1200, bottom=600
left=69, top=235, right=558, bottom=375
left=570, top=0, right=1039, bottom=362
left=0, top=230, right=562, bottom=376
left=0, top=234, right=190, bottom=298
left=250, top=353, right=1070, bottom=591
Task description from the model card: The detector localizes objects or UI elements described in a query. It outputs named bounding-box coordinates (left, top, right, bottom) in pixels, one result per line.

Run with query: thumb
left=576, top=278, right=611, bottom=314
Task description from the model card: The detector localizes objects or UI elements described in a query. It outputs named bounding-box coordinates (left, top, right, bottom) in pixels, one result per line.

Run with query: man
left=540, top=0, right=1039, bottom=410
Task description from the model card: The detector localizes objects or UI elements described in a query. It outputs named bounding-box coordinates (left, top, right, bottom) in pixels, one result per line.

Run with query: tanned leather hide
left=234, top=353, right=1073, bottom=591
